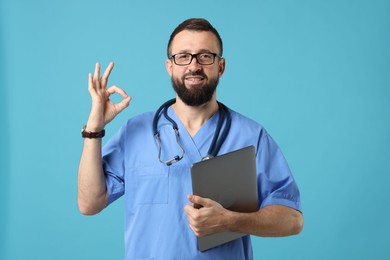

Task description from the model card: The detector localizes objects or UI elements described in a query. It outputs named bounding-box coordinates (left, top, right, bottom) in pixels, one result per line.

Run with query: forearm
left=225, top=205, right=303, bottom=237
left=78, top=138, right=108, bottom=215
left=77, top=62, right=131, bottom=215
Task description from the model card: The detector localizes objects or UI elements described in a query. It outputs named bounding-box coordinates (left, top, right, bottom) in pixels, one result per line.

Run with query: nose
left=188, top=55, right=202, bottom=72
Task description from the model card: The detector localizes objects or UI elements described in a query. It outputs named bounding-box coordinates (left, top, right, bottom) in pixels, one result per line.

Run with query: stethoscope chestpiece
left=154, top=127, right=185, bottom=166
left=166, top=155, right=181, bottom=166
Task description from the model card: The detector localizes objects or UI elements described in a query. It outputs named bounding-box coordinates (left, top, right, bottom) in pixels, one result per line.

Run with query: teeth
left=187, top=77, right=203, bottom=82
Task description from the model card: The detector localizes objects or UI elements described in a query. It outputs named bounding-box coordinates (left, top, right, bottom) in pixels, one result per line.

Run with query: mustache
left=183, top=71, right=208, bottom=79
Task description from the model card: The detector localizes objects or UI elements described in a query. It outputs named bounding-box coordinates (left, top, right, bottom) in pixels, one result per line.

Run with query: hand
left=184, top=195, right=231, bottom=237
left=86, top=62, right=131, bottom=131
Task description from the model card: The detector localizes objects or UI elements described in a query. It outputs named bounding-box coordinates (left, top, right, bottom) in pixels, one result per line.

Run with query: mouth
left=183, top=72, right=208, bottom=87
left=185, top=76, right=205, bottom=83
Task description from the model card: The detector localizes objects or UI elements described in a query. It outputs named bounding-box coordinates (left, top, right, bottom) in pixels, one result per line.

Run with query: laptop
left=190, top=145, right=259, bottom=251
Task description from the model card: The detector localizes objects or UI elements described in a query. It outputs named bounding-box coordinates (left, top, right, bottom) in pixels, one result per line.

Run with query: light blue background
left=1, top=0, right=389, bottom=259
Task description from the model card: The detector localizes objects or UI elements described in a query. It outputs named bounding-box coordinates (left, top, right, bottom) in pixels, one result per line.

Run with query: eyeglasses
left=168, top=52, right=222, bottom=66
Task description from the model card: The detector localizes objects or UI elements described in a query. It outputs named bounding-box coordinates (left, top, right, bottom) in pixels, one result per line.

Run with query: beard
left=171, top=71, right=219, bottom=107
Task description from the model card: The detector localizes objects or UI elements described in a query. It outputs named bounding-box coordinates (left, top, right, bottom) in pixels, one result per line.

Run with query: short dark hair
left=167, top=18, right=223, bottom=57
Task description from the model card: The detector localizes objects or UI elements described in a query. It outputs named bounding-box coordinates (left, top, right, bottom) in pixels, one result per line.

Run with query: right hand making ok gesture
left=86, top=62, right=131, bottom=132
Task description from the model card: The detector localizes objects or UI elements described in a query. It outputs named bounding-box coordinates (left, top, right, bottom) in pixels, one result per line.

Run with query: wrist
left=223, top=210, right=242, bottom=233
left=85, top=119, right=105, bottom=132
left=84, top=126, right=104, bottom=132
left=81, top=125, right=105, bottom=139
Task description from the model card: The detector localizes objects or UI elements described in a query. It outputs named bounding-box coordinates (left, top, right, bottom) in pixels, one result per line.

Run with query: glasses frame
left=168, top=52, right=222, bottom=66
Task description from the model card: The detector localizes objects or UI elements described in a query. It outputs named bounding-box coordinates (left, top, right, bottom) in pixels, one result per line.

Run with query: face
left=166, top=30, right=225, bottom=106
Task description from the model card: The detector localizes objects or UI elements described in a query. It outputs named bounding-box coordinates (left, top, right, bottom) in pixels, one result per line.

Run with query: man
left=78, top=18, right=303, bottom=259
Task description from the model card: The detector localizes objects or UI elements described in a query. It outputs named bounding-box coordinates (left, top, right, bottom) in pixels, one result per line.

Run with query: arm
left=78, top=62, right=131, bottom=215
left=184, top=195, right=303, bottom=237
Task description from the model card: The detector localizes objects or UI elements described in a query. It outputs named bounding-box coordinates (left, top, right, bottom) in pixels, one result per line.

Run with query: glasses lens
left=174, top=53, right=192, bottom=65
left=197, top=53, right=215, bottom=65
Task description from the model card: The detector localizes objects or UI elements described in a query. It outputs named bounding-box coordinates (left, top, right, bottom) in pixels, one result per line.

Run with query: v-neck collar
left=167, top=106, right=220, bottom=164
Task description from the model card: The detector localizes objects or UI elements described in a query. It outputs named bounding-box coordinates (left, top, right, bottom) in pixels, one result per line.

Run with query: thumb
left=187, top=194, right=210, bottom=207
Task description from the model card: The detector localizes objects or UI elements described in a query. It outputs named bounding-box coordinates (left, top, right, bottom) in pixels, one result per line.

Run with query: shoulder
left=228, top=107, right=267, bottom=136
left=109, top=111, right=155, bottom=141
left=122, top=111, right=155, bottom=129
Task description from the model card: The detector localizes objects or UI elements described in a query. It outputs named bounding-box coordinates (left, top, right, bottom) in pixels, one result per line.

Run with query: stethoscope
left=153, top=98, right=231, bottom=166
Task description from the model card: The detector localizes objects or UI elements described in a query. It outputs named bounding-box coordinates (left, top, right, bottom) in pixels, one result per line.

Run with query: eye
left=198, top=53, right=213, bottom=61
left=176, top=53, right=191, bottom=61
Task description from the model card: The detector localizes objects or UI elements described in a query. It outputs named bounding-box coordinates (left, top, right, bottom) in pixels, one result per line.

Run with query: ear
left=218, top=58, right=226, bottom=78
left=165, top=59, right=173, bottom=77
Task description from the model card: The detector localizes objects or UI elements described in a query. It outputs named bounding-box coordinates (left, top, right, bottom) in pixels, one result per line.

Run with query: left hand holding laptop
left=184, top=194, right=232, bottom=237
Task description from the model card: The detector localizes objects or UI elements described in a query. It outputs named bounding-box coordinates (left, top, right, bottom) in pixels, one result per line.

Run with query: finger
left=184, top=204, right=195, bottom=216
left=187, top=194, right=211, bottom=207
left=88, top=73, right=93, bottom=89
left=106, top=85, right=132, bottom=113
left=188, top=223, right=201, bottom=237
left=115, top=96, right=131, bottom=114
left=88, top=73, right=97, bottom=95
left=184, top=205, right=200, bottom=229
left=93, top=63, right=101, bottom=89
left=101, top=62, right=114, bottom=88
left=106, top=85, right=128, bottom=98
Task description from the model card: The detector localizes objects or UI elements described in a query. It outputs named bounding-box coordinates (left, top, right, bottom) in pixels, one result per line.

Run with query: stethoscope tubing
left=153, top=98, right=231, bottom=165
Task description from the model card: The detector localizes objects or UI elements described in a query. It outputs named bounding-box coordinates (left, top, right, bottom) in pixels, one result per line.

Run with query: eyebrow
left=175, top=48, right=215, bottom=54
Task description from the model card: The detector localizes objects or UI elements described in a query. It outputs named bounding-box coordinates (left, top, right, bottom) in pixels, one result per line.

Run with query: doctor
left=78, top=18, right=303, bottom=259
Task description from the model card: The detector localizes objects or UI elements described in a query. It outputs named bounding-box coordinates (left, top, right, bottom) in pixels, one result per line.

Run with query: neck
left=172, top=95, right=219, bottom=137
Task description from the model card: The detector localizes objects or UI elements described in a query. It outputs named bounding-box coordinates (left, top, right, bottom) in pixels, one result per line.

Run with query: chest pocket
left=133, top=165, right=169, bottom=205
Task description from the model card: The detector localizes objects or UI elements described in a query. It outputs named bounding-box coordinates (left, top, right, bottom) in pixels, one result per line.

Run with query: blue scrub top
left=102, top=106, right=301, bottom=260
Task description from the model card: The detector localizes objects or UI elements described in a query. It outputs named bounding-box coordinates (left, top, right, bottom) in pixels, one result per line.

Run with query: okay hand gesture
left=86, top=62, right=131, bottom=131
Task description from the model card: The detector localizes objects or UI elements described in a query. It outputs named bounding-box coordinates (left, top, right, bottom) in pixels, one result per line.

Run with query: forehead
left=170, top=30, right=220, bottom=53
